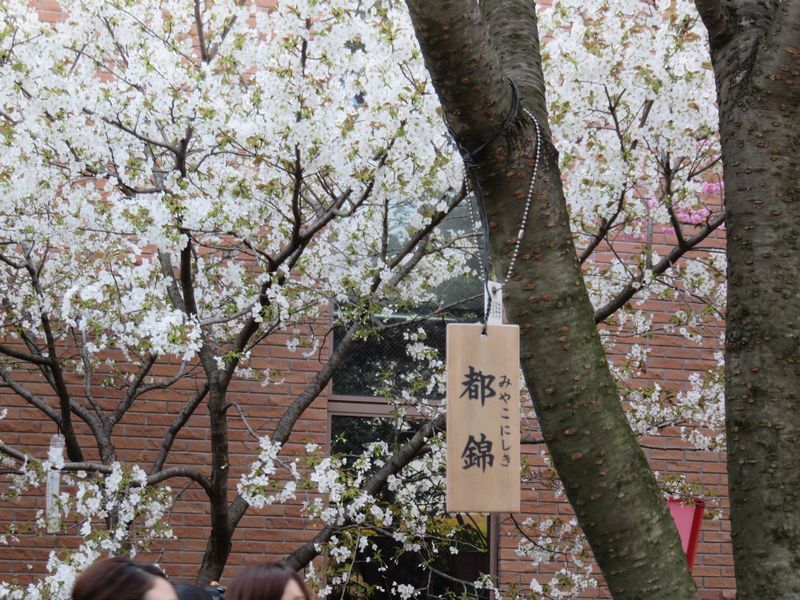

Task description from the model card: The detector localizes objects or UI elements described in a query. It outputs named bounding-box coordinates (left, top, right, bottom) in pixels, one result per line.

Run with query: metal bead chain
left=465, top=107, right=543, bottom=287
left=502, top=108, right=542, bottom=285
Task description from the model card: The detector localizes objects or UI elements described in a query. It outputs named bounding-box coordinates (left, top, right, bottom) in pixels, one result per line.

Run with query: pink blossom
left=689, top=207, right=711, bottom=224
left=701, top=181, right=722, bottom=195
left=675, top=207, right=711, bottom=225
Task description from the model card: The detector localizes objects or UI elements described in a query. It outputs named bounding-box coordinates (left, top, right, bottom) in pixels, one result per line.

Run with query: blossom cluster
left=0, top=458, right=173, bottom=600
left=540, top=0, right=726, bottom=456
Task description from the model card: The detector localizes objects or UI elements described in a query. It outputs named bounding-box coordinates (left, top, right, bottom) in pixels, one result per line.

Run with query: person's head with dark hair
left=174, top=583, right=219, bottom=600
left=174, top=582, right=226, bottom=600
left=71, top=557, right=178, bottom=600
left=226, top=563, right=312, bottom=600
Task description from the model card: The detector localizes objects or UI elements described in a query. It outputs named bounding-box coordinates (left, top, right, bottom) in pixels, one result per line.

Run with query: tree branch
left=194, top=0, right=210, bottom=62
left=0, top=366, right=60, bottom=427
left=0, top=441, right=27, bottom=463
left=39, top=316, right=85, bottom=462
left=386, top=187, right=466, bottom=271
left=0, top=442, right=214, bottom=497
left=594, top=210, right=726, bottom=323
left=158, top=250, right=187, bottom=311
left=0, top=342, right=54, bottom=366
left=19, top=254, right=86, bottom=462
left=206, top=1, right=248, bottom=62
left=661, top=159, right=688, bottom=248
left=579, top=187, right=627, bottom=264
left=108, top=356, right=163, bottom=429
left=405, top=1, right=511, bottom=152
left=122, top=355, right=159, bottom=403
left=151, top=382, right=210, bottom=474
left=75, top=328, right=106, bottom=424
left=290, top=145, right=303, bottom=246
left=85, top=109, right=178, bottom=154
left=284, top=414, right=446, bottom=569
left=17, top=329, right=58, bottom=389
left=146, top=467, right=213, bottom=496
left=694, top=0, right=735, bottom=49
left=481, top=0, right=551, bottom=135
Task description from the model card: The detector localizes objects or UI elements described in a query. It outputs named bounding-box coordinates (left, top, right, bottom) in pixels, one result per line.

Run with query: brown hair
left=226, top=563, right=312, bottom=600
left=72, top=556, right=169, bottom=600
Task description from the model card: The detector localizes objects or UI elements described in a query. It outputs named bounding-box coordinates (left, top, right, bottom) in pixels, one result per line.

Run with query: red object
left=667, top=498, right=705, bottom=570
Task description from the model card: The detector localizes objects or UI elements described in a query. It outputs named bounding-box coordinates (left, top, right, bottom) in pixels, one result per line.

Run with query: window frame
left=326, top=396, right=500, bottom=591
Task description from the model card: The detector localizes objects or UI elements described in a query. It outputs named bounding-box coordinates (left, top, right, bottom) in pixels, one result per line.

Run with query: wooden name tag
left=446, top=323, right=521, bottom=513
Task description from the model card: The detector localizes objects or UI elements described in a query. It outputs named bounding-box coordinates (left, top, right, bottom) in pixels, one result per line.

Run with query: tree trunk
left=197, top=384, right=234, bottom=584
left=405, top=1, right=699, bottom=597
left=699, top=2, right=800, bottom=595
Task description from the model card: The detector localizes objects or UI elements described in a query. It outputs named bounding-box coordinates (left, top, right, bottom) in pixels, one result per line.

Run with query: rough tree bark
left=405, top=1, right=699, bottom=597
left=695, top=0, right=800, bottom=596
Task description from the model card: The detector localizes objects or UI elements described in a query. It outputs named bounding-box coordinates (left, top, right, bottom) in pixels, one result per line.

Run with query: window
left=327, top=203, right=492, bottom=598
left=328, top=414, right=493, bottom=600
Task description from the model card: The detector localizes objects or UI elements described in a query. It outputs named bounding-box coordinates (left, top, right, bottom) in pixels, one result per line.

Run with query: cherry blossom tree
left=0, top=0, right=731, bottom=598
